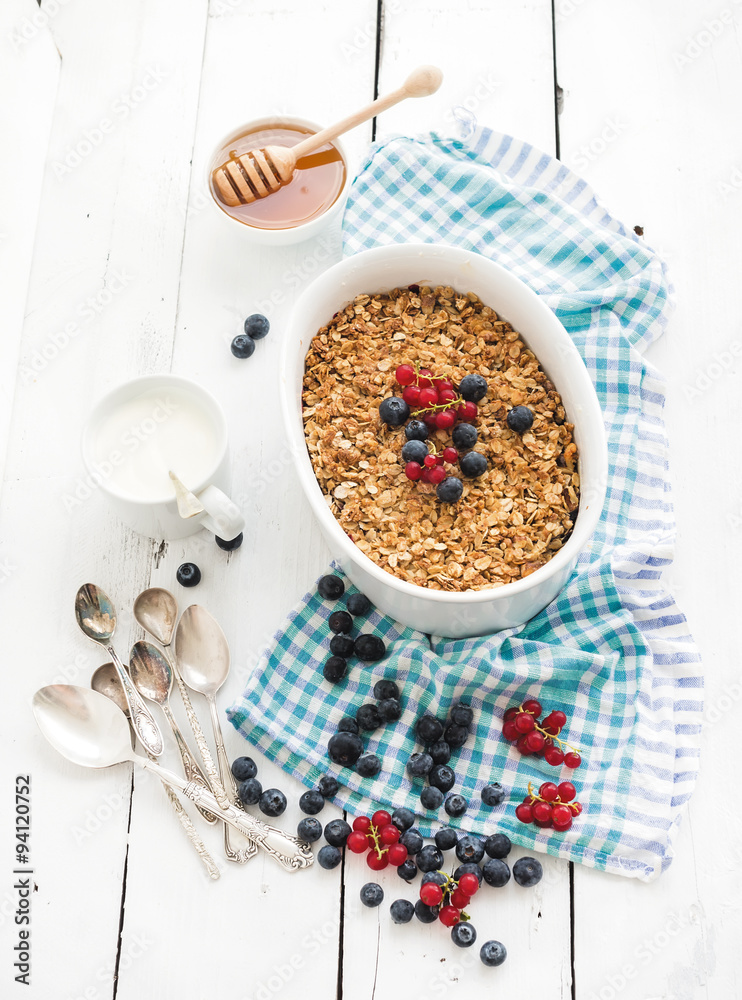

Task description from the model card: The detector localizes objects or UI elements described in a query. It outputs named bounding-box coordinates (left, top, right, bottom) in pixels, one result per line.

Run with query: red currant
left=552, top=816, right=573, bottom=832
left=457, top=873, right=479, bottom=896
left=532, top=801, right=552, bottom=824
left=542, top=710, right=567, bottom=734
left=515, top=803, right=534, bottom=823
left=438, top=388, right=457, bottom=404
left=418, top=369, right=434, bottom=388
left=525, top=731, right=545, bottom=752
left=387, top=843, right=408, bottom=866
left=514, top=713, right=536, bottom=734
left=379, top=824, right=400, bottom=845
left=457, top=401, right=478, bottom=421
left=405, top=462, right=422, bottom=482
left=515, top=735, right=533, bottom=755
left=442, top=447, right=459, bottom=464
left=420, top=883, right=443, bottom=906
left=522, top=699, right=542, bottom=716
left=423, top=414, right=439, bottom=428
left=421, top=468, right=434, bottom=483
left=402, top=385, right=422, bottom=406
left=551, top=804, right=572, bottom=826
left=569, top=801, right=583, bottom=816
left=435, top=410, right=456, bottom=430
left=372, top=810, right=391, bottom=828
left=366, top=852, right=389, bottom=871
left=347, top=831, right=369, bottom=853
left=557, top=781, right=576, bottom=802
left=434, top=378, right=453, bottom=391
left=539, top=782, right=559, bottom=802
left=352, top=816, right=372, bottom=833
left=564, top=752, right=582, bottom=769
left=396, top=364, right=416, bottom=386
left=438, top=905, right=461, bottom=927
left=418, top=387, right=439, bottom=409
left=424, top=455, right=438, bottom=468
left=544, top=747, right=565, bottom=767
left=450, top=888, right=471, bottom=909
left=535, top=817, right=553, bottom=828
left=429, top=466, right=446, bottom=485
left=435, top=454, right=445, bottom=465
left=502, top=720, right=519, bottom=741
left=504, top=707, right=519, bottom=722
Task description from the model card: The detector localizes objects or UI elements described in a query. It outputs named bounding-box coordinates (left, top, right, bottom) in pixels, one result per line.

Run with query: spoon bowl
left=175, top=605, right=230, bottom=694
left=33, top=685, right=134, bottom=769
left=74, top=583, right=116, bottom=642
left=129, top=641, right=173, bottom=705
left=133, top=588, right=178, bottom=646
left=91, top=664, right=130, bottom=716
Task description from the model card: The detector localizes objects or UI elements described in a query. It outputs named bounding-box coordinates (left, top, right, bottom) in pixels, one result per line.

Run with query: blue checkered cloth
left=228, top=128, right=703, bottom=881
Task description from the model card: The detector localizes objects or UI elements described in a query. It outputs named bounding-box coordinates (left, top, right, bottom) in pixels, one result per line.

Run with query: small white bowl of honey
left=207, top=116, right=350, bottom=246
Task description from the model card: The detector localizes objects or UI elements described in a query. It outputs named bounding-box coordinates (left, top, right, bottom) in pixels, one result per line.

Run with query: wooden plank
left=557, top=1, right=742, bottom=997
left=113, top=2, right=378, bottom=998
left=0, top=0, right=209, bottom=996
left=339, top=4, right=573, bottom=998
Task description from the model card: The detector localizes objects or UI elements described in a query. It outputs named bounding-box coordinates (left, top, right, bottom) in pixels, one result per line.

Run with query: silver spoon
left=33, top=685, right=313, bottom=872
left=132, top=588, right=237, bottom=828
left=91, top=665, right=220, bottom=880
left=74, top=584, right=163, bottom=757
left=175, top=605, right=259, bottom=865
left=129, top=641, right=217, bottom=825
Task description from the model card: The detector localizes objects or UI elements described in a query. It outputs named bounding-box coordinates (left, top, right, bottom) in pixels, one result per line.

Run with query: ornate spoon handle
left=137, top=756, right=312, bottom=871
left=162, top=703, right=218, bottom=825
left=107, top=645, right=164, bottom=756
left=208, top=696, right=258, bottom=864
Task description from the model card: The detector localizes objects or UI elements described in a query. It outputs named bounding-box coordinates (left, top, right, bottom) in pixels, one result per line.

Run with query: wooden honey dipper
left=212, top=65, right=443, bottom=208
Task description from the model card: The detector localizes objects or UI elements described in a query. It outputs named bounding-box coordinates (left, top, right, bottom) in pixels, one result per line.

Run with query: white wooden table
left=1, top=1, right=740, bottom=996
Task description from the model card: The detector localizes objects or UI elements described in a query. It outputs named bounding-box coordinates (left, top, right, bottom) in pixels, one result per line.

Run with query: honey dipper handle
left=290, top=65, right=443, bottom=160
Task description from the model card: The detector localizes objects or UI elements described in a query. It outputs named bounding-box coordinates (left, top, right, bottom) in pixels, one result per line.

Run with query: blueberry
left=329, top=610, right=353, bottom=634
left=429, top=765, right=455, bottom=793
left=317, top=845, right=342, bottom=869
left=330, top=634, right=354, bottom=658
left=230, top=334, right=255, bottom=359
left=323, top=819, right=351, bottom=847
left=429, top=740, right=452, bottom=765
left=513, top=857, right=543, bottom=887
left=480, top=940, right=507, bottom=967
left=484, top=833, right=511, bottom=859
left=244, top=313, right=270, bottom=340
left=391, top=807, right=415, bottom=832
left=390, top=899, right=415, bottom=924
left=231, top=756, right=257, bottom=781
left=416, top=845, right=444, bottom=873
left=444, top=793, right=468, bottom=818
left=455, top=835, right=485, bottom=864
left=356, top=703, right=382, bottom=731
left=176, top=562, right=201, bottom=587
left=297, top=817, right=322, bottom=843
left=356, top=753, right=382, bottom=778
left=507, top=405, right=534, bottom=433
left=435, top=827, right=459, bottom=852
left=347, top=592, right=371, bottom=616
left=323, top=656, right=347, bottom=683
left=451, top=922, right=477, bottom=948
left=299, top=789, right=325, bottom=815
left=337, top=716, right=359, bottom=734
left=374, top=679, right=400, bottom=701
left=406, top=752, right=434, bottom=779
left=452, top=423, right=478, bottom=450
left=317, top=774, right=339, bottom=798
left=421, top=871, right=448, bottom=887
left=397, top=859, right=418, bottom=882
left=259, top=788, right=287, bottom=817
left=379, top=396, right=410, bottom=427
left=377, top=697, right=402, bottom=723
left=415, top=715, right=444, bottom=744
left=216, top=532, right=243, bottom=551
left=405, top=420, right=429, bottom=441
left=327, top=731, right=363, bottom=767
left=401, top=439, right=429, bottom=464
left=481, top=783, right=505, bottom=807
left=354, top=634, right=386, bottom=662
left=318, top=574, right=345, bottom=600
left=360, top=882, right=384, bottom=907
left=444, top=724, right=469, bottom=749
left=420, top=786, right=444, bottom=810
left=460, top=451, right=488, bottom=478
left=482, top=858, right=510, bottom=887
left=454, top=862, right=483, bottom=885
left=450, top=702, right=474, bottom=728
left=414, top=900, right=439, bottom=923
left=400, top=828, right=423, bottom=855
left=436, top=477, right=464, bottom=504
left=237, top=777, right=262, bottom=805
left=458, top=373, right=488, bottom=402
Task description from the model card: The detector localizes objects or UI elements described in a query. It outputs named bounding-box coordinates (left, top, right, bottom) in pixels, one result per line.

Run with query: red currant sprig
left=502, top=701, right=582, bottom=769
left=515, top=781, right=582, bottom=831
left=347, top=811, right=409, bottom=870
left=418, top=869, right=480, bottom=925
left=395, top=363, right=479, bottom=430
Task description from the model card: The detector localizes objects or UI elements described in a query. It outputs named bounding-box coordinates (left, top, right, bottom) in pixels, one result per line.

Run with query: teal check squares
left=228, top=128, right=703, bottom=881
